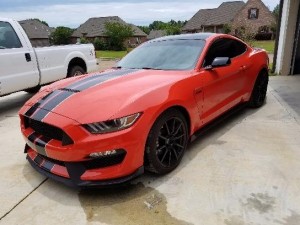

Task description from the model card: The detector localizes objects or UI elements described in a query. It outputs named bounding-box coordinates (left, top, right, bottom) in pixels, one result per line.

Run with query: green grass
left=96, top=50, right=129, bottom=59
left=252, top=40, right=275, bottom=54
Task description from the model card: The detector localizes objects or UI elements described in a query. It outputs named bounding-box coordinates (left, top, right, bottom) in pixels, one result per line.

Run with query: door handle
left=25, top=53, right=31, bottom=62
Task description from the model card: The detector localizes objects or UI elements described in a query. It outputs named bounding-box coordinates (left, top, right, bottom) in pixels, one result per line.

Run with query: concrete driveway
left=0, top=75, right=300, bottom=225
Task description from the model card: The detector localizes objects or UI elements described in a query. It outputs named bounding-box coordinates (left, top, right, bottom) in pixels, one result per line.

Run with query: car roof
left=151, top=33, right=217, bottom=42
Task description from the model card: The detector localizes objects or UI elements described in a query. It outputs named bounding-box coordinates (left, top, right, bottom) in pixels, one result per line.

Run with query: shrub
left=93, top=37, right=108, bottom=50
left=80, top=37, right=89, bottom=44
left=255, top=33, right=273, bottom=40
left=223, top=24, right=232, bottom=34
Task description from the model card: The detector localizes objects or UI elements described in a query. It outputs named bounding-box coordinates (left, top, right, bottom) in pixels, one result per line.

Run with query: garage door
left=292, top=5, right=300, bottom=75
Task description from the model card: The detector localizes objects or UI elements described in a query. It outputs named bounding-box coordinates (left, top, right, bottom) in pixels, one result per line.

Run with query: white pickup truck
left=0, top=18, right=98, bottom=96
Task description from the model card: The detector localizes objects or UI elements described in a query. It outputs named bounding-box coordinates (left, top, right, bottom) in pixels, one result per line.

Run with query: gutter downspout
left=272, top=0, right=284, bottom=74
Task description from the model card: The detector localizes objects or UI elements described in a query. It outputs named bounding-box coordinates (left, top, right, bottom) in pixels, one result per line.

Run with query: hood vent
left=59, top=88, right=81, bottom=93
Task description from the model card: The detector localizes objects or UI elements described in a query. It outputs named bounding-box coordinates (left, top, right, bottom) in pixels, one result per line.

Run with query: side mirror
left=205, top=57, right=231, bottom=70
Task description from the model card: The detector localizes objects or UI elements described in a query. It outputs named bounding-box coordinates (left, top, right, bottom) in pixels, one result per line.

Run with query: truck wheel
left=68, top=66, right=85, bottom=77
left=25, top=86, right=41, bottom=94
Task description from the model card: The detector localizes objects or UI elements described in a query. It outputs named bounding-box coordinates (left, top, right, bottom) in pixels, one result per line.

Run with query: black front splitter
left=27, top=155, right=144, bottom=189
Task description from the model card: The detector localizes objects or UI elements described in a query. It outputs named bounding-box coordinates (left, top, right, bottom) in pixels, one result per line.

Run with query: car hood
left=24, top=69, right=190, bottom=124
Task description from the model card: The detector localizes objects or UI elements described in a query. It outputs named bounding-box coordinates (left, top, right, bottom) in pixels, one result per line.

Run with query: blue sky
left=0, top=0, right=279, bottom=28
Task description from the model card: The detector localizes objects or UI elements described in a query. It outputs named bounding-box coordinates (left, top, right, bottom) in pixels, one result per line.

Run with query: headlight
left=83, top=113, right=141, bottom=134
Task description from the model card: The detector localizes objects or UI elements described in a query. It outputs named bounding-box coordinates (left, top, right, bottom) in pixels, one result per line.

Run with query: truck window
left=0, top=22, right=22, bottom=49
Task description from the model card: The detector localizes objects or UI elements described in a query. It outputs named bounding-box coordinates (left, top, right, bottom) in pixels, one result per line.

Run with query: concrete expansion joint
left=0, top=178, right=48, bottom=221
left=269, top=87, right=300, bottom=124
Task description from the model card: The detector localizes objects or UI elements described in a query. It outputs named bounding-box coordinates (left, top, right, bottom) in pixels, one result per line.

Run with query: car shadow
left=0, top=92, right=33, bottom=120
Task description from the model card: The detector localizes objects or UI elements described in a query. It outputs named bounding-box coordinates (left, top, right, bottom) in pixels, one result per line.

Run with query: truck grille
left=24, top=117, right=74, bottom=146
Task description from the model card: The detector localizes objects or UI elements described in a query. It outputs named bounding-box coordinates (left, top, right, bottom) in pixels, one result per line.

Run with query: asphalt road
left=0, top=74, right=300, bottom=225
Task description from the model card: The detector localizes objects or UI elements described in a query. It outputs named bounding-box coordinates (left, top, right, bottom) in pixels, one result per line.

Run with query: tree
left=273, top=4, right=280, bottom=22
left=104, top=22, right=133, bottom=51
left=165, top=25, right=181, bottom=35
left=149, top=21, right=166, bottom=30
left=137, top=26, right=150, bottom=35
left=147, top=20, right=187, bottom=35
left=50, top=27, right=73, bottom=45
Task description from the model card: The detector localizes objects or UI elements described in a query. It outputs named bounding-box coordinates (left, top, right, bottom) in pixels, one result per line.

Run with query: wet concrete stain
left=78, top=182, right=192, bottom=225
left=224, top=216, right=245, bottom=225
left=214, top=140, right=227, bottom=146
left=275, top=210, right=300, bottom=225
left=243, top=193, right=276, bottom=214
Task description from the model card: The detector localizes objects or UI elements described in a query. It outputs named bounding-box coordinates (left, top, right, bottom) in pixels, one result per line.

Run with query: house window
left=248, top=8, right=259, bottom=19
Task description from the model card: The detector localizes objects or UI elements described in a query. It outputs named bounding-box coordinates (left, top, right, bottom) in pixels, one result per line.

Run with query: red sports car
left=19, top=33, right=269, bottom=187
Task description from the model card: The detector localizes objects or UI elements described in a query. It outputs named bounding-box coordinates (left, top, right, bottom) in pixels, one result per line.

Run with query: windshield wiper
left=142, top=67, right=162, bottom=70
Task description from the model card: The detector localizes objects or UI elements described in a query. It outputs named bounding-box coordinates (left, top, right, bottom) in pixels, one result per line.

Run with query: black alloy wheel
left=249, top=70, right=269, bottom=108
left=145, top=109, right=189, bottom=174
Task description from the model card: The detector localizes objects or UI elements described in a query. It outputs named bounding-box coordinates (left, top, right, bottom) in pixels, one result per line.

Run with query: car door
left=0, top=21, right=39, bottom=96
left=199, top=38, right=248, bottom=124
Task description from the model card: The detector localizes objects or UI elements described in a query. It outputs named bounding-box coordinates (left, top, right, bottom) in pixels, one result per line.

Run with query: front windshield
left=117, top=39, right=205, bottom=70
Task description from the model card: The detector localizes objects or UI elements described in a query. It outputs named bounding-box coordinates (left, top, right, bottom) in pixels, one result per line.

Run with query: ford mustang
left=19, top=33, right=269, bottom=187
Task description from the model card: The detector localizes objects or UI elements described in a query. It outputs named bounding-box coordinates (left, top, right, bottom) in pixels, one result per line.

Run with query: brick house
left=147, top=30, right=167, bottom=40
left=231, top=0, right=276, bottom=36
left=71, top=16, right=147, bottom=47
left=182, top=0, right=276, bottom=38
left=19, top=19, right=54, bottom=47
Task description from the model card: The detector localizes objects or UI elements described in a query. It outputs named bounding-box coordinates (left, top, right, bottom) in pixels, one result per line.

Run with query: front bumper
left=26, top=147, right=144, bottom=188
left=19, top=102, right=148, bottom=183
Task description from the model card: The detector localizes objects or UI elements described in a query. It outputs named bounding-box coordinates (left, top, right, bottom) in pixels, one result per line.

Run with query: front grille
left=42, top=154, right=66, bottom=167
left=24, top=117, right=74, bottom=146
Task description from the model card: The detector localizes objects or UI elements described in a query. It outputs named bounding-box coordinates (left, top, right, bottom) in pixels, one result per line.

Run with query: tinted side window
left=203, top=39, right=231, bottom=67
left=203, top=38, right=247, bottom=67
left=0, top=22, right=22, bottom=49
left=231, top=39, right=247, bottom=57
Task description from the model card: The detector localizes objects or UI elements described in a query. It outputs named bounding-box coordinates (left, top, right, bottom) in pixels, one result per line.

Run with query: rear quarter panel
left=35, top=44, right=97, bottom=85
left=244, top=48, right=269, bottom=100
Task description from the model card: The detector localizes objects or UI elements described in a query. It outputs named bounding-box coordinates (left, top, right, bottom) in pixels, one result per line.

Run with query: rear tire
left=145, top=109, right=189, bottom=174
left=68, top=65, right=85, bottom=77
left=248, top=70, right=269, bottom=108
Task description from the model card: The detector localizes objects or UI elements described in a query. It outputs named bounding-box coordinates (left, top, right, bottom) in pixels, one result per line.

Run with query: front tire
left=145, top=109, right=189, bottom=174
left=248, top=70, right=269, bottom=108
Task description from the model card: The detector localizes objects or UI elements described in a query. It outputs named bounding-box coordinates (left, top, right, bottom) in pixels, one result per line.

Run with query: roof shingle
left=72, top=16, right=147, bottom=38
left=147, top=30, right=167, bottom=40
left=19, top=19, right=53, bottom=39
left=182, top=1, right=245, bottom=31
